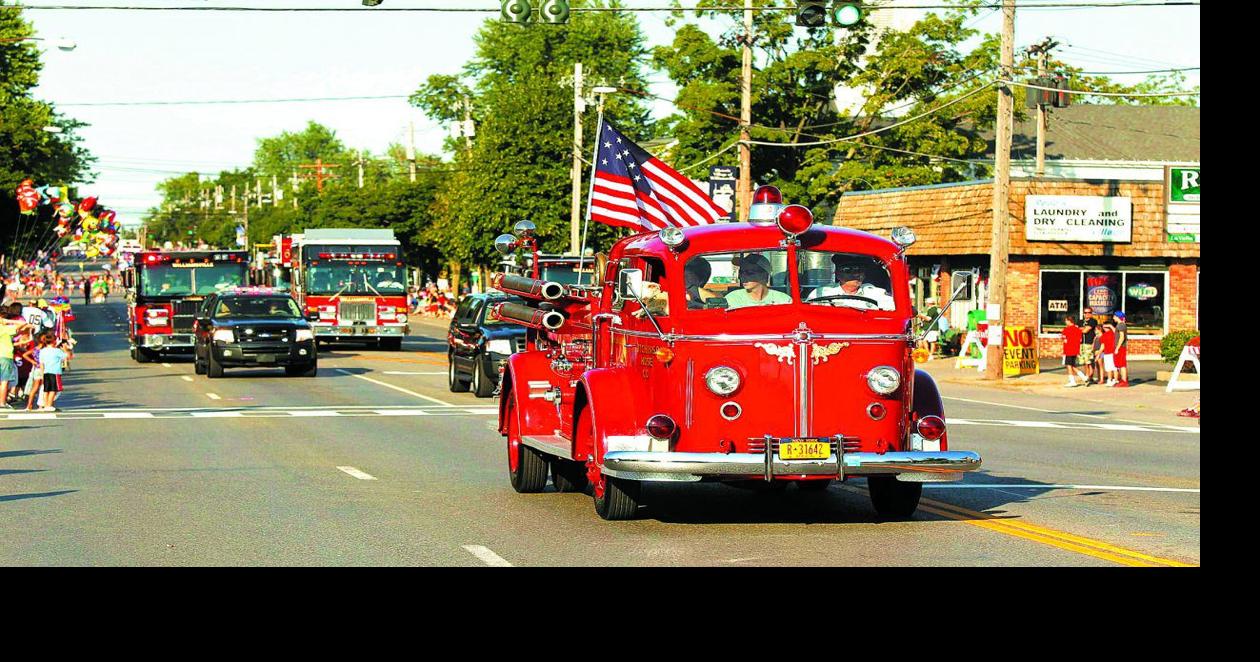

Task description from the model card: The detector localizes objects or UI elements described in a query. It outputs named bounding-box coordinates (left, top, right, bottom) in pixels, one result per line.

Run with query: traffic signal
left=540, top=0, right=570, bottom=24
left=501, top=0, right=532, bottom=23
left=832, top=1, right=863, bottom=26
left=796, top=1, right=828, bottom=27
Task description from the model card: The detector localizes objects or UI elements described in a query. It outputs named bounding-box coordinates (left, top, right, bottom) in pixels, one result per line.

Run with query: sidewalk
left=917, top=356, right=1200, bottom=421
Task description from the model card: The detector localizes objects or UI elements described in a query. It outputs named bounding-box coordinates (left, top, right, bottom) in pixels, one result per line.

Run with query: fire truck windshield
left=683, top=250, right=897, bottom=312
left=305, top=263, right=406, bottom=296
left=141, top=264, right=245, bottom=297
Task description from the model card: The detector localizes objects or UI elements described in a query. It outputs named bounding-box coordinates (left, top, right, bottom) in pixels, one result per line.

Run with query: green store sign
left=1169, top=167, right=1200, bottom=203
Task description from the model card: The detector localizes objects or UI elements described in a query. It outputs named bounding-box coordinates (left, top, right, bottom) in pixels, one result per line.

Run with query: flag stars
left=633, top=175, right=642, bottom=182
left=604, top=141, right=612, bottom=148
left=601, top=158, right=608, bottom=165
left=615, top=153, right=624, bottom=160
left=626, top=162, right=637, bottom=170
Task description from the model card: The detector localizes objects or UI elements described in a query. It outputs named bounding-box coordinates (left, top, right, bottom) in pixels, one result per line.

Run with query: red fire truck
left=287, top=228, right=409, bottom=350
left=491, top=188, right=982, bottom=520
left=124, top=250, right=249, bottom=362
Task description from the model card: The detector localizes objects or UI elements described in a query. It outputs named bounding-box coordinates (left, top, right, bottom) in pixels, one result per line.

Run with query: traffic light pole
left=985, top=0, right=1015, bottom=381
left=570, top=62, right=584, bottom=256
left=737, top=1, right=753, bottom=222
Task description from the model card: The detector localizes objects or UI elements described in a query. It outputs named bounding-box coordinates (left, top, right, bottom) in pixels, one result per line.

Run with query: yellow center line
left=840, top=485, right=1197, bottom=567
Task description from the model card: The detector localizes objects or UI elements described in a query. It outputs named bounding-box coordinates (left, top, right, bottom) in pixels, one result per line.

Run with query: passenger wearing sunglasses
left=807, top=258, right=894, bottom=310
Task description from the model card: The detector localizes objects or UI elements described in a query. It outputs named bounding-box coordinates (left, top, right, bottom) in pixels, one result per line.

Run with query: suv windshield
left=683, top=249, right=897, bottom=312
left=214, top=296, right=303, bottom=319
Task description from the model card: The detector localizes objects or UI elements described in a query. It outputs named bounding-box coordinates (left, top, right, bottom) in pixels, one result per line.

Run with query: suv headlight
left=212, top=329, right=235, bottom=343
left=295, top=329, right=314, bottom=342
left=486, top=339, right=514, bottom=355
left=704, top=365, right=741, bottom=396
left=866, top=366, right=901, bottom=395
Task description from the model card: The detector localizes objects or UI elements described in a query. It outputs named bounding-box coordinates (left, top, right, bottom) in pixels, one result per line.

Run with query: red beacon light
left=776, top=204, right=814, bottom=236
left=748, top=185, right=784, bottom=224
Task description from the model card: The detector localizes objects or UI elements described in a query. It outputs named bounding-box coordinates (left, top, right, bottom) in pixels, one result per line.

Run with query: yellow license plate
left=778, top=439, right=831, bottom=460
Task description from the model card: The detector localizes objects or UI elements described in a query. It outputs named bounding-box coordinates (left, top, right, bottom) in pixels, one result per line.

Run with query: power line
left=56, top=94, right=411, bottom=107
left=2, top=2, right=1204, bottom=11
left=1000, top=78, right=1199, bottom=97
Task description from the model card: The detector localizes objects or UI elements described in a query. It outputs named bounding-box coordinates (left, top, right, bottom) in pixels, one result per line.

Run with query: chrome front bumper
left=140, top=334, right=194, bottom=349
left=601, top=450, right=982, bottom=483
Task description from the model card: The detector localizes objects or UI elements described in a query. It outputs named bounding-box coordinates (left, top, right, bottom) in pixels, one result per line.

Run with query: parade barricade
left=1166, top=344, right=1200, bottom=393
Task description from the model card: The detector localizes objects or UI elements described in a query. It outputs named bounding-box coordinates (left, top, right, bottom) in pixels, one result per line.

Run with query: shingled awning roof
left=983, top=105, right=1200, bottom=162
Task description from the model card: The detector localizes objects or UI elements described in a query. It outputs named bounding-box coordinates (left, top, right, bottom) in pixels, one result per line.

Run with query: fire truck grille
left=172, top=300, right=200, bottom=332
left=744, top=437, right=859, bottom=454
left=339, top=301, right=375, bottom=322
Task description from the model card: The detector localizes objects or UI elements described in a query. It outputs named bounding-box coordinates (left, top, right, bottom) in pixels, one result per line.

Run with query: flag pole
left=578, top=105, right=604, bottom=286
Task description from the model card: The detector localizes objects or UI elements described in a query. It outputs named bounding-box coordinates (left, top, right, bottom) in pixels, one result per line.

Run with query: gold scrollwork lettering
left=755, top=342, right=795, bottom=365
left=811, top=342, right=850, bottom=365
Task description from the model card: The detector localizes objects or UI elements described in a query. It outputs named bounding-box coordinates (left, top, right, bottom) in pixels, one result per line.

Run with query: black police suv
left=193, top=289, right=317, bottom=378
left=447, top=292, right=527, bottom=398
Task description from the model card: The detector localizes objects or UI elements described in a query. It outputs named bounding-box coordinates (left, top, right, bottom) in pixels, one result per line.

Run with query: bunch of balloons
left=13, top=180, right=121, bottom=257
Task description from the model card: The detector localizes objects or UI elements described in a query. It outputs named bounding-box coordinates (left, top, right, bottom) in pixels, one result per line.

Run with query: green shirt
left=0, top=323, right=19, bottom=360
left=725, top=287, right=791, bottom=310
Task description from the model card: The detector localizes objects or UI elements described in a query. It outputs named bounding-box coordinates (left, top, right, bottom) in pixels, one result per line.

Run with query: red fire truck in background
left=123, top=250, right=249, bottom=362
left=287, top=228, right=409, bottom=350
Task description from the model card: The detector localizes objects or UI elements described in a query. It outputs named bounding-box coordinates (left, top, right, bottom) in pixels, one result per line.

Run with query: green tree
left=410, top=1, right=651, bottom=271
left=253, top=121, right=355, bottom=180
left=1, top=1, right=96, bottom=262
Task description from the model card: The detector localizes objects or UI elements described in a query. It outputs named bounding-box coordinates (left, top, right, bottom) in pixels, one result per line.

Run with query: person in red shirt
left=1100, top=321, right=1118, bottom=386
left=1061, top=316, right=1084, bottom=387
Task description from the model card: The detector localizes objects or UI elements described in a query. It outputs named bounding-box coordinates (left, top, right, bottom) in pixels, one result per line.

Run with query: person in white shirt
left=807, top=258, right=895, bottom=310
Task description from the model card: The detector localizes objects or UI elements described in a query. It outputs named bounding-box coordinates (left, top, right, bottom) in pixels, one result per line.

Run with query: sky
left=18, top=0, right=1201, bottom=228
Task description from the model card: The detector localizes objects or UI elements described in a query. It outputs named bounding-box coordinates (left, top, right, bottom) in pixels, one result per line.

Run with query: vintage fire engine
left=491, top=187, right=982, bottom=520
left=124, top=250, right=250, bottom=362
left=287, top=228, right=409, bottom=350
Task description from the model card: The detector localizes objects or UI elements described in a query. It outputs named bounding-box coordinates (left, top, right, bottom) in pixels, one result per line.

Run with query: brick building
left=831, top=106, right=1199, bottom=358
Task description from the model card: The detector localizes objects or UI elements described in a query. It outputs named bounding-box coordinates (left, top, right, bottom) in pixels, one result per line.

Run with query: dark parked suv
left=193, top=288, right=318, bottom=378
left=447, top=292, right=527, bottom=397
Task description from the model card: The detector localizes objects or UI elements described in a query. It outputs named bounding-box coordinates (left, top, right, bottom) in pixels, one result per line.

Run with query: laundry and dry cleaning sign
left=1025, top=195, right=1132, bottom=242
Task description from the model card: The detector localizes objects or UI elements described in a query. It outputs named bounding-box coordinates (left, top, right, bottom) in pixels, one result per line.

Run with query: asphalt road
left=0, top=298, right=1200, bottom=566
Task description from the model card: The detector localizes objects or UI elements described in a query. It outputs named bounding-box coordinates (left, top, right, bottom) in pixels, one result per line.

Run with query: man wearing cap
left=807, top=258, right=894, bottom=310
left=1113, top=311, right=1129, bottom=387
left=725, top=254, right=791, bottom=310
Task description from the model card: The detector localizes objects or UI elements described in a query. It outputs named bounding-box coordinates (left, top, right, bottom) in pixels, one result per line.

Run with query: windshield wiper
left=329, top=282, right=350, bottom=301
left=362, top=273, right=381, bottom=297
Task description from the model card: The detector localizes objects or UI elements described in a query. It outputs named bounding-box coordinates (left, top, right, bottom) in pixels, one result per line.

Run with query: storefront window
left=1040, top=272, right=1080, bottom=330
left=1122, top=276, right=1166, bottom=334
left=1040, top=270, right=1167, bottom=336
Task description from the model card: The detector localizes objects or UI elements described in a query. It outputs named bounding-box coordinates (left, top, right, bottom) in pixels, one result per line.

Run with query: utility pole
left=407, top=122, right=417, bottom=183
left=462, top=96, right=475, bottom=152
left=737, top=0, right=753, bottom=222
left=291, top=169, right=300, bottom=208
left=570, top=61, right=584, bottom=256
left=1029, top=37, right=1059, bottom=177
left=356, top=152, right=366, bottom=189
left=272, top=174, right=280, bottom=205
left=298, top=158, right=340, bottom=192
left=985, top=0, right=1016, bottom=380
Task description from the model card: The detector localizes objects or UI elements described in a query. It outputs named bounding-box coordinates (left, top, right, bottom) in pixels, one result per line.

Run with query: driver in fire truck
left=806, top=256, right=895, bottom=310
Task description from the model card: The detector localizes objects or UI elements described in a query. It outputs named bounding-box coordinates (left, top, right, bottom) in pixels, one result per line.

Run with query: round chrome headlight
left=705, top=366, right=741, bottom=397
left=866, top=366, right=901, bottom=395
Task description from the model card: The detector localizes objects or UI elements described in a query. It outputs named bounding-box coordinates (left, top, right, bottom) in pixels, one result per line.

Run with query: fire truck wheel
left=133, top=347, right=152, bottom=363
left=447, top=354, right=470, bottom=393
left=506, top=396, right=548, bottom=493
left=206, top=351, right=225, bottom=378
left=593, top=476, right=641, bottom=521
left=471, top=361, right=495, bottom=398
left=380, top=338, right=402, bottom=352
left=550, top=459, right=588, bottom=493
left=867, top=477, right=922, bottom=519
left=795, top=479, right=832, bottom=492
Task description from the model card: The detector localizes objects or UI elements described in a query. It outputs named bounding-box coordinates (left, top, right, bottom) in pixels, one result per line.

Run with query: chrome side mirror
left=950, top=270, right=974, bottom=301
left=494, top=234, right=517, bottom=256
left=617, top=268, right=643, bottom=300
left=513, top=220, right=536, bottom=238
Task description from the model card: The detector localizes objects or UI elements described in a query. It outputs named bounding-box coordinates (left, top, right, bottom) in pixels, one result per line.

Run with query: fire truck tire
left=133, top=347, right=152, bottom=363
left=448, top=354, right=470, bottom=393
left=471, top=360, right=495, bottom=398
left=594, top=476, right=641, bottom=521
left=550, top=459, right=588, bottom=493
left=867, top=477, right=922, bottom=519
left=510, top=446, right=550, bottom=494
left=207, top=351, right=225, bottom=378
left=380, top=338, right=402, bottom=351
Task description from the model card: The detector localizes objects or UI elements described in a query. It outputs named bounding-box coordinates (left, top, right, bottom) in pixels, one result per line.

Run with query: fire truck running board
left=521, top=435, right=574, bottom=461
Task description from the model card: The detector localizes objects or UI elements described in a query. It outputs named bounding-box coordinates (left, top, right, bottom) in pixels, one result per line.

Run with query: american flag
left=588, top=121, right=727, bottom=232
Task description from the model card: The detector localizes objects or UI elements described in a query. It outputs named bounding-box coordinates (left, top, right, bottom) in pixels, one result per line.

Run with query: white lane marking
left=101, top=412, right=154, bottom=419
left=942, top=396, right=1108, bottom=419
left=5, top=413, right=56, bottom=420
left=190, top=411, right=241, bottom=418
left=161, top=363, right=172, bottom=368
left=337, top=466, right=377, bottom=480
left=382, top=371, right=447, bottom=375
left=180, top=376, right=194, bottom=382
left=336, top=369, right=455, bottom=406
left=205, top=393, right=221, bottom=400
left=461, top=545, right=513, bottom=567
left=371, top=409, right=433, bottom=416
left=947, top=418, right=1198, bottom=435
left=287, top=410, right=342, bottom=417
left=924, top=483, right=1200, bottom=494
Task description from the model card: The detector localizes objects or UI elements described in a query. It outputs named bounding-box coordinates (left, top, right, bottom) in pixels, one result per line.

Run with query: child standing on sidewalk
left=36, top=335, right=71, bottom=411
left=1099, top=321, right=1118, bottom=386
left=20, top=332, right=47, bottom=410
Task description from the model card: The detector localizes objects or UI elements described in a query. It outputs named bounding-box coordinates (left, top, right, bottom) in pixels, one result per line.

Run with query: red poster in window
left=1086, top=273, right=1120, bottom=315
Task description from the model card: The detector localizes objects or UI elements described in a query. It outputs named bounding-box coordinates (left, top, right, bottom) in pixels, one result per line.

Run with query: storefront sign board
left=1026, top=195, right=1132, bottom=242
left=1165, top=164, right=1200, bottom=243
